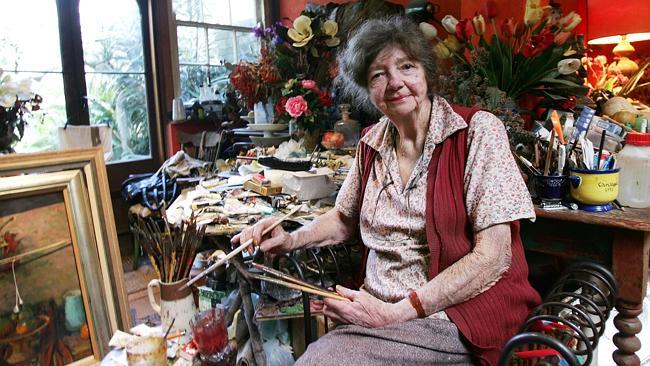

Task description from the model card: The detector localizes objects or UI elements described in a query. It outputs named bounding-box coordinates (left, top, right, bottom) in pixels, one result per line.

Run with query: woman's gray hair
left=335, top=15, right=438, bottom=113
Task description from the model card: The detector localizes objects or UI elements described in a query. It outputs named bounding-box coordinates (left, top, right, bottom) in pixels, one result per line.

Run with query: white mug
left=147, top=278, right=196, bottom=342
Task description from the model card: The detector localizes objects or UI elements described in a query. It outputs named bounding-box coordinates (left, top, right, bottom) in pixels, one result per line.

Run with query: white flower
left=419, top=22, right=438, bottom=40
left=287, top=15, right=314, bottom=47
left=558, top=58, right=581, bottom=75
left=441, top=15, right=459, bottom=34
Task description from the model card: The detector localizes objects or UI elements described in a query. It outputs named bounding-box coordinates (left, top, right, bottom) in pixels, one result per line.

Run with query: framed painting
left=0, top=149, right=129, bottom=364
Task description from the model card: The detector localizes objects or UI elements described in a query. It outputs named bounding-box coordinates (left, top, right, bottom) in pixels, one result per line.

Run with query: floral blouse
left=334, top=97, right=535, bottom=312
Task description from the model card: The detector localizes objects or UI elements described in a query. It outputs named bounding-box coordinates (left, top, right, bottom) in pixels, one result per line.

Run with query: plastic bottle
left=616, top=133, right=650, bottom=208
left=334, top=104, right=359, bottom=148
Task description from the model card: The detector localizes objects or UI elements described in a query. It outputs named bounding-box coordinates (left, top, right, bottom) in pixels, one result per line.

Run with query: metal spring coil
left=498, top=262, right=618, bottom=366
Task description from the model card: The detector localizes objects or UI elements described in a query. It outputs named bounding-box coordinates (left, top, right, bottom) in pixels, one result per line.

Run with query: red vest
left=357, top=106, right=541, bottom=366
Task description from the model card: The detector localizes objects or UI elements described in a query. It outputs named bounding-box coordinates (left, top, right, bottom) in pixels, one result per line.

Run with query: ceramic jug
left=147, top=278, right=196, bottom=342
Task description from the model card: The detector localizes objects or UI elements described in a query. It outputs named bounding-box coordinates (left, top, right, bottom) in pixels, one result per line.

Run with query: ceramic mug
left=534, top=174, right=569, bottom=201
left=569, top=168, right=620, bottom=212
left=147, top=278, right=196, bottom=343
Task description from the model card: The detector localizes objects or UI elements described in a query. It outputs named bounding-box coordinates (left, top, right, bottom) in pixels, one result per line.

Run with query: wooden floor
left=121, top=256, right=160, bottom=327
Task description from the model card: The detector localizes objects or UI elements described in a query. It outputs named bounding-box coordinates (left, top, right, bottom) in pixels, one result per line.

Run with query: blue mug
left=534, top=175, right=569, bottom=201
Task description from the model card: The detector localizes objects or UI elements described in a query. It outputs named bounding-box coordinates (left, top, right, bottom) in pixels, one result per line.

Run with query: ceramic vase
left=147, top=278, right=196, bottom=343
left=253, top=100, right=275, bottom=124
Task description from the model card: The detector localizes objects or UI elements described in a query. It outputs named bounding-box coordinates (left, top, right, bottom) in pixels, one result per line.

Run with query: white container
left=616, top=133, right=650, bottom=208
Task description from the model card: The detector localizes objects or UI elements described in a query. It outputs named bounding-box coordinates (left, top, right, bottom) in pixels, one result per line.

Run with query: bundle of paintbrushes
left=135, top=214, right=206, bottom=283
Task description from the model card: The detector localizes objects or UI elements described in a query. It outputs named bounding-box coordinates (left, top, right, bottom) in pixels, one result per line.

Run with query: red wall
left=277, top=0, right=649, bottom=60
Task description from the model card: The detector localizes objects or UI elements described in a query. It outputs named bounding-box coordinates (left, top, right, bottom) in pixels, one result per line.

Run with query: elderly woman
left=233, top=15, right=540, bottom=365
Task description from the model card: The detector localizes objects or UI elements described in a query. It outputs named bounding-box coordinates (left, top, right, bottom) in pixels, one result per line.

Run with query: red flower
left=501, top=18, right=517, bottom=39
left=275, top=97, right=288, bottom=115
left=484, top=1, right=497, bottom=19
left=558, top=96, right=576, bottom=110
left=455, top=19, right=474, bottom=43
left=319, top=91, right=333, bottom=107
left=522, top=27, right=554, bottom=57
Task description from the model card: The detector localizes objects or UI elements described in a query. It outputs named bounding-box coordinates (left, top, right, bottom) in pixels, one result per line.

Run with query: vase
left=253, top=100, right=275, bottom=124
left=297, top=128, right=321, bottom=152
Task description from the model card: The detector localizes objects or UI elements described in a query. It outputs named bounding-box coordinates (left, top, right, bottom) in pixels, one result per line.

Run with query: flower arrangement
left=271, top=7, right=340, bottom=91
left=275, top=78, right=333, bottom=131
left=0, top=69, right=42, bottom=154
left=228, top=48, right=281, bottom=109
left=432, top=0, right=588, bottom=116
left=583, top=55, right=649, bottom=103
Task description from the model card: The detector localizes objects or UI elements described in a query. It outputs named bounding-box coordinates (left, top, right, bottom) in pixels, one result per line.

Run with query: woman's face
left=367, top=46, right=429, bottom=119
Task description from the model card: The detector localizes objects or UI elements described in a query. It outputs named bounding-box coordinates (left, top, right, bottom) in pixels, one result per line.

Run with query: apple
left=321, top=131, right=345, bottom=149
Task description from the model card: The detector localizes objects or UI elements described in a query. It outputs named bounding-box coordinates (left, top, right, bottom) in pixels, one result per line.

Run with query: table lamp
left=587, top=0, right=650, bottom=75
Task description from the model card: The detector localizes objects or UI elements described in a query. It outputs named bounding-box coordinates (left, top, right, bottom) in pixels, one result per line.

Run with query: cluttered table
left=120, top=129, right=650, bottom=365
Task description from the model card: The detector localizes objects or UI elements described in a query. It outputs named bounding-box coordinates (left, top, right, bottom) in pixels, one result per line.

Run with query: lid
left=626, top=132, right=650, bottom=146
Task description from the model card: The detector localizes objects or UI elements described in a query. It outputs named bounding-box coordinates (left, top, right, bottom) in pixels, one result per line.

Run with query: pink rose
left=301, top=79, right=317, bottom=90
left=285, top=96, right=309, bottom=118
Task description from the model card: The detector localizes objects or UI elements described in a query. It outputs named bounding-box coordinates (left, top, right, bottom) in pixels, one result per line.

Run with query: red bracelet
left=407, top=288, right=426, bottom=318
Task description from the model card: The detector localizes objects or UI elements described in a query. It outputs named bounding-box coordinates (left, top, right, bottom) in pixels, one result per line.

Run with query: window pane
left=209, top=65, right=230, bottom=97
left=174, top=0, right=230, bottom=25
left=86, top=73, right=150, bottom=161
left=236, top=31, right=259, bottom=62
left=13, top=72, right=66, bottom=153
left=179, top=65, right=209, bottom=102
left=80, top=0, right=144, bottom=73
left=230, top=0, right=256, bottom=27
left=0, top=0, right=62, bottom=72
left=178, top=26, right=209, bottom=64
left=208, top=29, right=235, bottom=64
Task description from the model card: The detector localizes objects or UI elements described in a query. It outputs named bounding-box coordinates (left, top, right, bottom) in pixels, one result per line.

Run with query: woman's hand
left=322, top=286, right=406, bottom=328
left=230, top=217, right=295, bottom=254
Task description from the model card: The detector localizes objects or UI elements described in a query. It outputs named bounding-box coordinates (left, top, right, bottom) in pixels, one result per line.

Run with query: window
left=172, top=0, right=261, bottom=101
left=0, top=0, right=65, bottom=153
left=1, top=0, right=155, bottom=164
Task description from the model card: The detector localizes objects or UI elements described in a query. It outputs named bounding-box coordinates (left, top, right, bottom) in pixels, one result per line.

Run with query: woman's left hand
left=322, top=286, right=401, bottom=328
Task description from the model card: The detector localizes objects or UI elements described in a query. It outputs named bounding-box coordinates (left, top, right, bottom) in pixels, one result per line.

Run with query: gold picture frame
left=0, top=148, right=129, bottom=364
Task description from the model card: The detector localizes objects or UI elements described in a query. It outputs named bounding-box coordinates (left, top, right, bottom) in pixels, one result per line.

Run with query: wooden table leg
left=612, top=230, right=649, bottom=366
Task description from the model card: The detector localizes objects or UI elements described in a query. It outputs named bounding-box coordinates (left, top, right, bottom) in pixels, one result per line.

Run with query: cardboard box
left=243, top=180, right=283, bottom=196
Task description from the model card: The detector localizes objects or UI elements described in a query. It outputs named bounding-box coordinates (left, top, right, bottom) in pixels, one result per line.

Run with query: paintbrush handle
left=543, top=130, right=555, bottom=176
left=247, top=273, right=348, bottom=301
left=251, top=262, right=324, bottom=292
left=183, top=205, right=303, bottom=289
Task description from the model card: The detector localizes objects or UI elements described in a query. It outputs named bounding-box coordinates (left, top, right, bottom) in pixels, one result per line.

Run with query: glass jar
left=334, top=104, right=359, bottom=148
left=616, top=132, right=650, bottom=208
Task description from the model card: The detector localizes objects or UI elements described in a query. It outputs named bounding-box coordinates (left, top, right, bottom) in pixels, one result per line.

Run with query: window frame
left=171, top=0, right=266, bottom=100
left=55, top=0, right=165, bottom=191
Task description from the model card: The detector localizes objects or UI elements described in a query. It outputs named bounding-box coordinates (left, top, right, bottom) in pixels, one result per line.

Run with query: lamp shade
left=587, top=0, right=650, bottom=44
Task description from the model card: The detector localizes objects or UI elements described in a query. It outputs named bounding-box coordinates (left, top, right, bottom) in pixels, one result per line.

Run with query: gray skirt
left=295, top=318, right=476, bottom=365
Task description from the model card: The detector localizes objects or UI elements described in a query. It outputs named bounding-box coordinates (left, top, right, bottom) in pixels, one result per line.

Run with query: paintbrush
left=597, top=129, right=607, bottom=170
left=181, top=205, right=304, bottom=290
left=550, top=110, right=566, bottom=145
left=251, top=262, right=326, bottom=292
left=246, top=272, right=348, bottom=301
left=543, top=129, right=556, bottom=176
